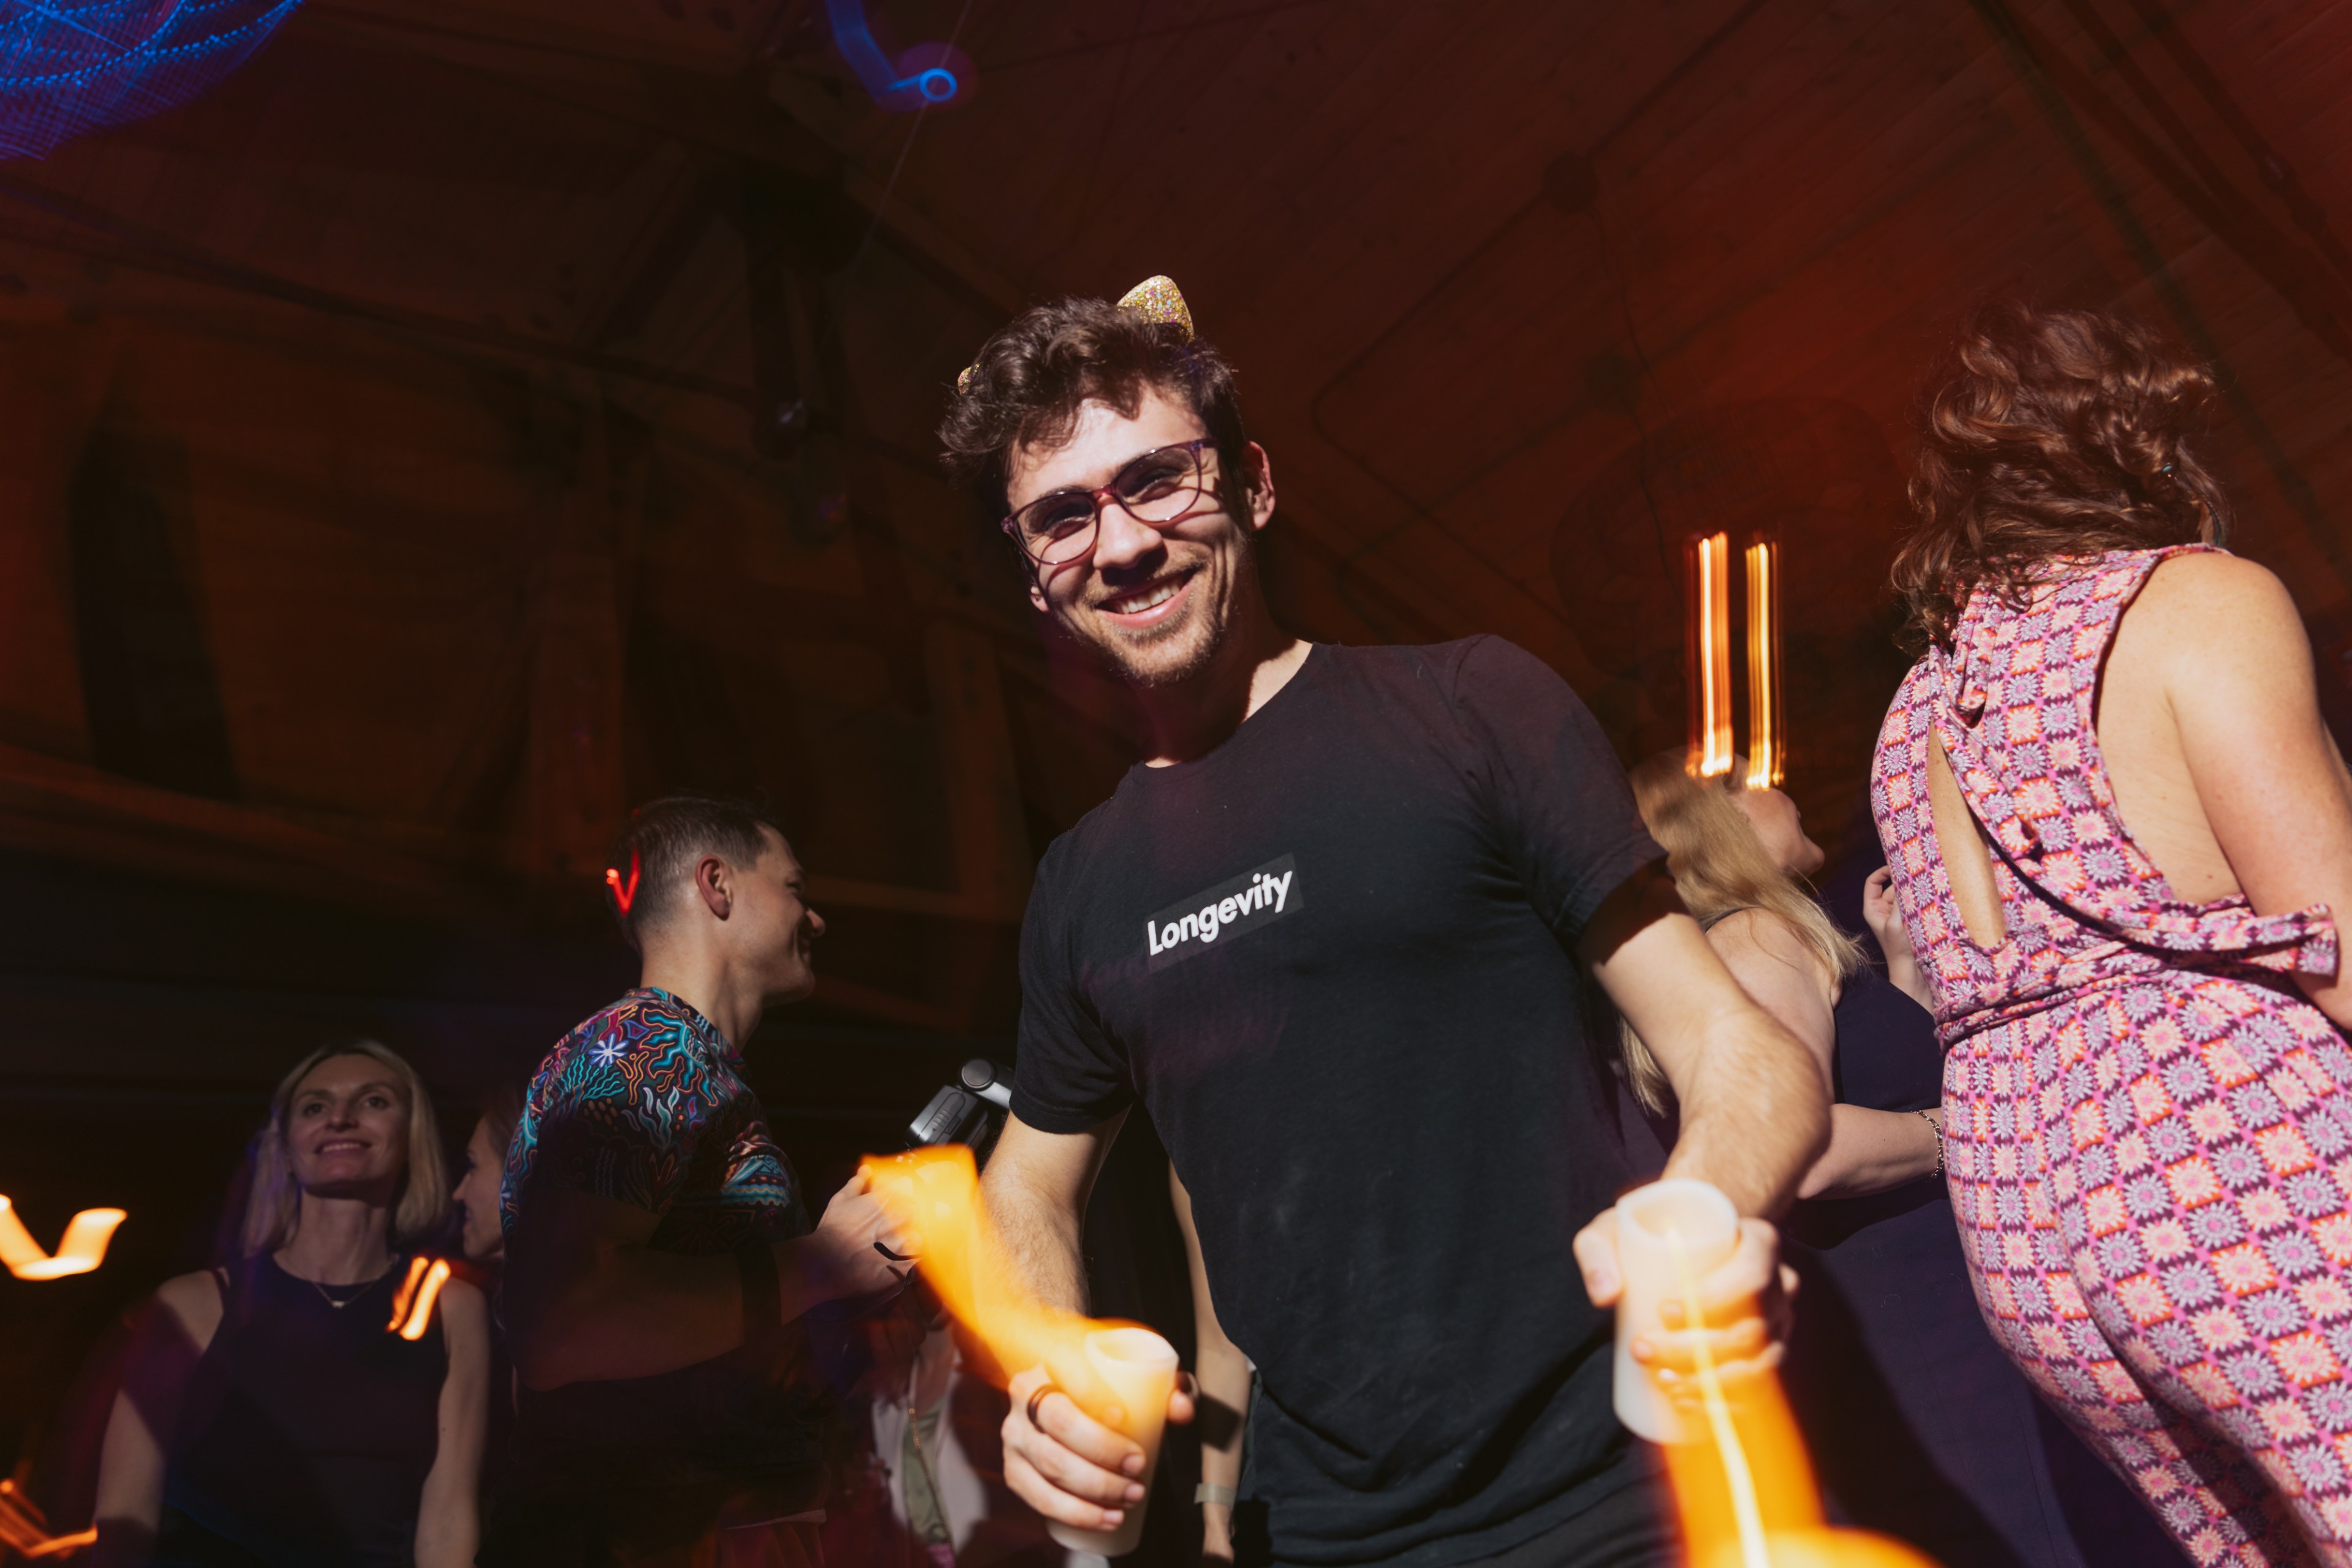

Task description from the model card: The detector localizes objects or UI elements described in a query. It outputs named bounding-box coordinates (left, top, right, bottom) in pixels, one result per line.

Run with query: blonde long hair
left=1619, top=752, right=1864, bottom=1113
left=240, top=1039, right=447, bottom=1256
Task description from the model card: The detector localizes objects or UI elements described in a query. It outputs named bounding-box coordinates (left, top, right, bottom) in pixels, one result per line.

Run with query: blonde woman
left=1624, top=756, right=2174, bottom=1568
left=94, top=1040, right=488, bottom=1568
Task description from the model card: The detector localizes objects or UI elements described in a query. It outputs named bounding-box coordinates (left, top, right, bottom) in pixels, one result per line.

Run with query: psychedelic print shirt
left=501, top=987, right=808, bottom=1255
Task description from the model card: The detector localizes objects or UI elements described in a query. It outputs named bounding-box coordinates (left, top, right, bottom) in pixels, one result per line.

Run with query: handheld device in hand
left=906, top=1058, right=1014, bottom=1164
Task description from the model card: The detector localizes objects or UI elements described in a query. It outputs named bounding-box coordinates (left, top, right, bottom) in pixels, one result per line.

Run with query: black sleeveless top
left=156, top=1253, right=446, bottom=1568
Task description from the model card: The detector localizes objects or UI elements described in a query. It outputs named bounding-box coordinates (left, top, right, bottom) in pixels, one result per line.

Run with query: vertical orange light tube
left=384, top=1256, right=452, bottom=1341
left=1690, top=533, right=1734, bottom=778
left=385, top=1254, right=430, bottom=1330
left=1744, top=539, right=1781, bottom=789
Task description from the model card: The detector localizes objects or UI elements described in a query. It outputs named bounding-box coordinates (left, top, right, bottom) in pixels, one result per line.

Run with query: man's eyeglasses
left=1001, top=438, right=1219, bottom=567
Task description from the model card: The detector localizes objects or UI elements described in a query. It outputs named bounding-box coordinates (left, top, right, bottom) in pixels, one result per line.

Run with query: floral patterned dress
left=1874, top=546, right=2352, bottom=1566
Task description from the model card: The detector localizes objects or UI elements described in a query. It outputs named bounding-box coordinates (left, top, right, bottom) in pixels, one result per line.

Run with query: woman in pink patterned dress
left=1875, top=302, right=2352, bottom=1566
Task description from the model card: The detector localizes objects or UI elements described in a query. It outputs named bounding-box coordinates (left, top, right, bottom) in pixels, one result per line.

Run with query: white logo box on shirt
left=1143, top=853, right=1299, bottom=973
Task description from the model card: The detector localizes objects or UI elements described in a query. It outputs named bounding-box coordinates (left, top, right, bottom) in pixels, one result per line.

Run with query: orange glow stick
left=0, top=1197, right=126, bottom=1281
left=0, top=1483, right=42, bottom=1555
left=1744, top=539, right=1782, bottom=790
left=23, top=1528, right=97, bottom=1558
left=1660, top=1232, right=1937, bottom=1568
left=0, top=1477, right=96, bottom=1557
left=385, top=1255, right=431, bottom=1331
left=1692, top=533, right=1734, bottom=778
left=396, top=1259, right=452, bottom=1341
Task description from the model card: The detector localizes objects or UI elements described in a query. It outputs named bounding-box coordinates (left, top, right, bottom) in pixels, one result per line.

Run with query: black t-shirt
left=1012, top=638, right=1666, bottom=1568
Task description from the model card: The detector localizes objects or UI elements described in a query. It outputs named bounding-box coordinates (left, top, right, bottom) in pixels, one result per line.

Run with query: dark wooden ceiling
left=6, top=0, right=2352, bottom=1458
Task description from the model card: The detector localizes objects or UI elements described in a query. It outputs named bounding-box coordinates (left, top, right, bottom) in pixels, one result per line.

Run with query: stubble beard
left=1079, top=531, right=1252, bottom=692
left=1098, top=598, right=1223, bottom=690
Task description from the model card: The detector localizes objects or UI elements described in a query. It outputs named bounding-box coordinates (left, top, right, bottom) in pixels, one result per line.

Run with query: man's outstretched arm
left=1582, top=861, right=1829, bottom=1215
left=1574, top=862, right=1830, bottom=1373
left=984, top=1111, right=1197, bottom=1534
left=982, top=1111, right=1116, bottom=1315
left=504, top=1170, right=909, bottom=1390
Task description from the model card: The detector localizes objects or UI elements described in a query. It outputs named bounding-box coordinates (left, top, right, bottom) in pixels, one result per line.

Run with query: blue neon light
left=0, top=0, right=302, bottom=160
left=825, top=0, right=963, bottom=112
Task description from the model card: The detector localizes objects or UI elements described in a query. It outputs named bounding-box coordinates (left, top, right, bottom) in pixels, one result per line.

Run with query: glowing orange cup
left=1612, top=1178, right=1741, bottom=1443
left=1045, top=1326, right=1180, bottom=1558
left=860, top=1146, right=1177, bottom=1557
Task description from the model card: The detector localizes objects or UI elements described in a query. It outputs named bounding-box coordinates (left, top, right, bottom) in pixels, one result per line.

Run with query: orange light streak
left=0, top=1198, right=125, bottom=1281
left=863, top=1147, right=1179, bottom=1555
left=387, top=1254, right=428, bottom=1327
left=388, top=1257, right=450, bottom=1340
left=23, top=1531, right=98, bottom=1559
left=1692, top=532, right=1734, bottom=778
left=1657, top=1231, right=1937, bottom=1568
left=1744, top=540, right=1782, bottom=790
left=860, top=1145, right=1149, bottom=1398
left=0, top=1477, right=96, bottom=1558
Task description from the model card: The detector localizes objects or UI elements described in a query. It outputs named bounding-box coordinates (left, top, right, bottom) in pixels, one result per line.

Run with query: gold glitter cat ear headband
left=956, top=274, right=1195, bottom=395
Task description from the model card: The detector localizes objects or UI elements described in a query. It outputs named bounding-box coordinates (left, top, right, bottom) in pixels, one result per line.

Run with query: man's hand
left=800, top=1170, right=919, bottom=1306
left=1002, top=1362, right=1196, bottom=1532
left=1573, top=1207, right=1795, bottom=1398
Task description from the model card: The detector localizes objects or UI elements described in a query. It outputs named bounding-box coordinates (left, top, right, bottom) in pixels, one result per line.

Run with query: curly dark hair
left=1891, top=301, right=2229, bottom=647
left=937, top=294, right=1254, bottom=533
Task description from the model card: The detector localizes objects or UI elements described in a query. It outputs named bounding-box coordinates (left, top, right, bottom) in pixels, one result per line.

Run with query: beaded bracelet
left=1919, top=1109, right=1945, bottom=1179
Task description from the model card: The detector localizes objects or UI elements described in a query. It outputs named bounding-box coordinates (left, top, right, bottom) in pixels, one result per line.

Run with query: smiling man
left=938, top=283, right=1830, bottom=1568
left=486, top=793, right=914, bottom=1568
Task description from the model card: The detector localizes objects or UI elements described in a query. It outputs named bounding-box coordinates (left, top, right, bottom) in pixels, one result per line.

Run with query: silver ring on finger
left=1025, top=1380, right=1059, bottom=1430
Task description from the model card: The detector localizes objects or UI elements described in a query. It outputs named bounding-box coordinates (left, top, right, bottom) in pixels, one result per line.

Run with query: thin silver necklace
left=295, top=1263, right=390, bottom=1310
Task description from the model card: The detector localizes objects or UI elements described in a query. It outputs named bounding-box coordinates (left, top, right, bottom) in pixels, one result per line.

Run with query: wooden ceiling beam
left=0, top=171, right=761, bottom=406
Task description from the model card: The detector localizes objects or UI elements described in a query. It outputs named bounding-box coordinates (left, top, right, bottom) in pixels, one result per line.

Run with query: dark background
left=6, top=0, right=2352, bottom=1555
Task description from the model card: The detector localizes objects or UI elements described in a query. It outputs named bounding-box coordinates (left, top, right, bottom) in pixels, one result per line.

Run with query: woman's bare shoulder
left=436, top=1275, right=490, bottom=1332
left=149, top=1267, right=228, bottom=1349
left=438, top=1273, right=486, bottom=1313
left=154, top=1268, right=222, bottom=1313
left=1707, top=906, right=1823, bottom=971
left=2126, top=550, right=2311, bottom=685
left=2138, top=549, right=2302, bottom=631
left=431, top=1275, right=491, bottom=1376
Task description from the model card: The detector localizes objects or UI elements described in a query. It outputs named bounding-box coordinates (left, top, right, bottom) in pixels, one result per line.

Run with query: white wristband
left=1195, top=1483, right=1237, bottom=1507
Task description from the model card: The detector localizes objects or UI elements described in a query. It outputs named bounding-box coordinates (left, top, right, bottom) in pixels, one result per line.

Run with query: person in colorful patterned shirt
left=484, top=793, right=915, bottom=1568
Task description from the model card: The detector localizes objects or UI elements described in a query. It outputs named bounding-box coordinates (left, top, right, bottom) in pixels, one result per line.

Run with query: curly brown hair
left=937, top=294, right=1252, bottom=532
left=1891, top=301, right=2229, bottom=647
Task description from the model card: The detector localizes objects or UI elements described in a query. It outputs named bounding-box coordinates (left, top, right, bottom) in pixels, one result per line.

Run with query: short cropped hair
left=605, top=793, right=785, bottom=948
left=1892, top=301, right=2229, bottom=649
left=938, top=294, right=1254, bottom=529
left=242, top=1039, right=447, bottom=1256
